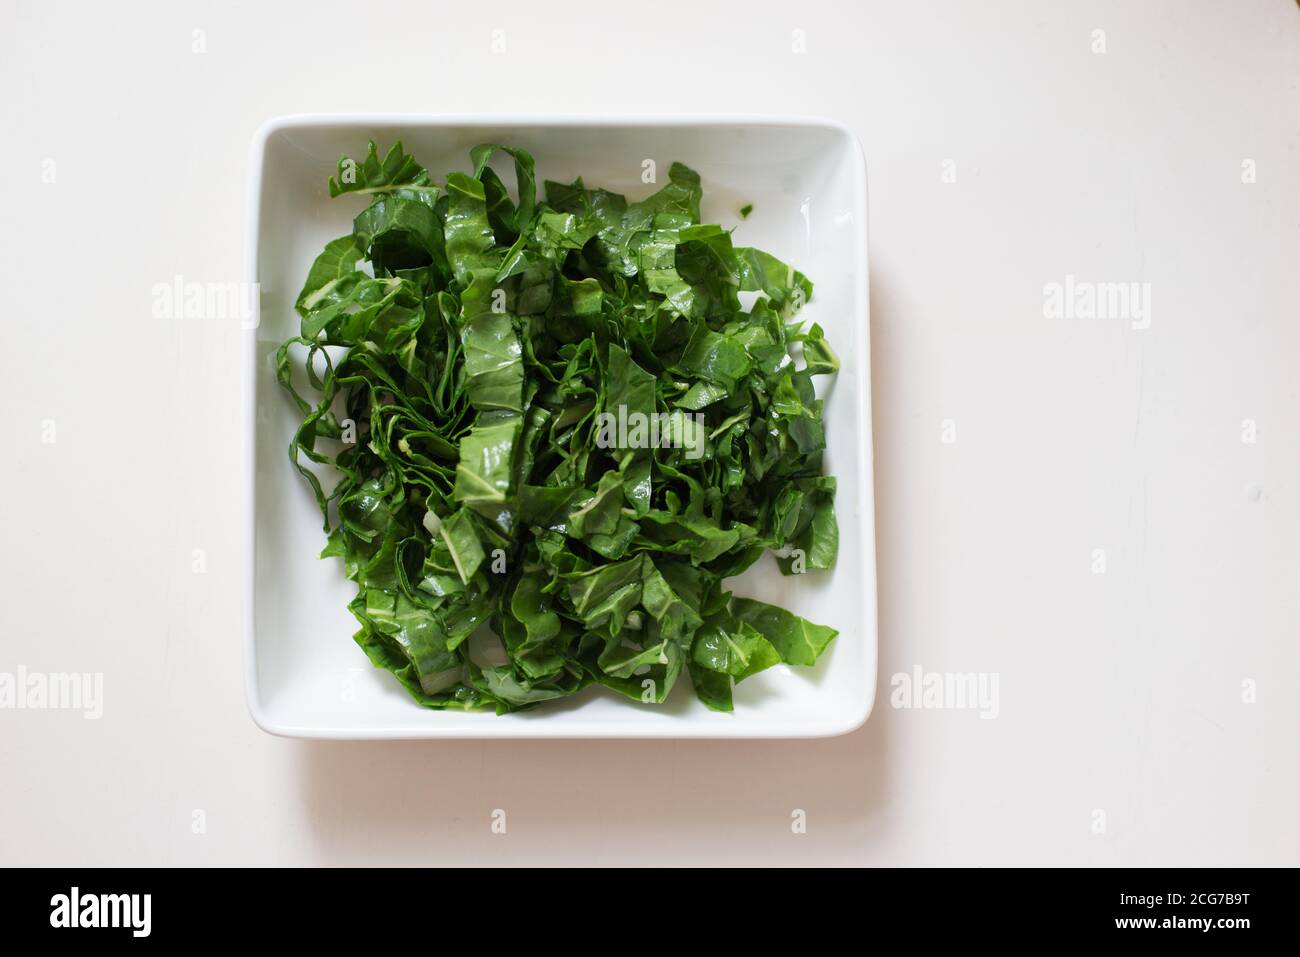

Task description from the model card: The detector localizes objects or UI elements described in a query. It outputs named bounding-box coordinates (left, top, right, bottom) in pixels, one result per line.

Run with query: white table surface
left=1, top=0, right=1296, bottom=866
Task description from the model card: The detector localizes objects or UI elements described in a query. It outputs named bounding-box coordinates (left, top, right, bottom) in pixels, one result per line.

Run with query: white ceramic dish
left=244, top=114, right=875, bottom=738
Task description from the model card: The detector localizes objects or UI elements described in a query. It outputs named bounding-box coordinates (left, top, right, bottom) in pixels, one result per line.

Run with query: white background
left=1, top=0, right=1296, bottom=866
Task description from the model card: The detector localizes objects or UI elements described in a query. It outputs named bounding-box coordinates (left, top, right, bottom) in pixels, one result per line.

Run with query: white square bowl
left=244, top=114, right=875, bottom=738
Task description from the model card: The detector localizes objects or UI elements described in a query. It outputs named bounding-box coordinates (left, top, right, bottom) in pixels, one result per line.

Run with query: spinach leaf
left=278, top=140, right=844, bottom=714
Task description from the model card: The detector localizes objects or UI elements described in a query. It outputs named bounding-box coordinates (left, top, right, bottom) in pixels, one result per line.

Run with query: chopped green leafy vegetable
left=277, top=141, right=841, bottom=713
left=739, top=203, right=753, bottom=219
